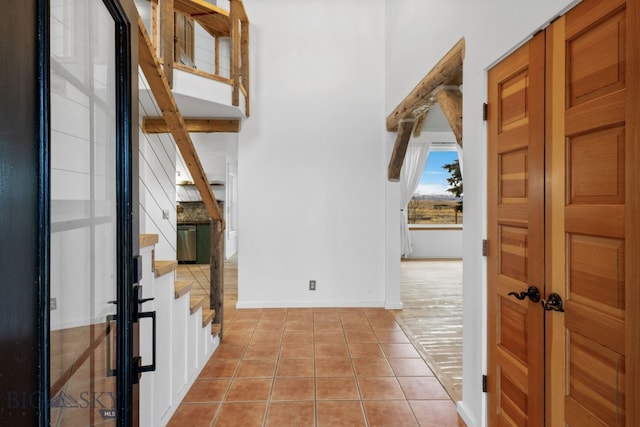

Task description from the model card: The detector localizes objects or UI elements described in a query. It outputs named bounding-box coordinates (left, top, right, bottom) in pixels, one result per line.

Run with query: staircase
left=138, top=234, right=220, bottom=426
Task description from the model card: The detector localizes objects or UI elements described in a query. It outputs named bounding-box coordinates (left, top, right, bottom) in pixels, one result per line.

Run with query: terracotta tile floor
left=172, top=258, right=463, bottom=426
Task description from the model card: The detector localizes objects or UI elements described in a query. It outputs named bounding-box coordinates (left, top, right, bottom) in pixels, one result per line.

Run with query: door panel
left=490, top=0, right=638, bottom=426
left=488, top=32, right=546, bottom=427
left=49, top=1, right=119, bottom=425
left=548, top=1, right=629, bottom=425
left=49, top=0, right=137, bottom=425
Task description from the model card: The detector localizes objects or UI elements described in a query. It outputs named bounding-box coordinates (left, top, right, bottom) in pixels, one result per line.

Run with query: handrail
left=173, top=62, right=233, bottom=85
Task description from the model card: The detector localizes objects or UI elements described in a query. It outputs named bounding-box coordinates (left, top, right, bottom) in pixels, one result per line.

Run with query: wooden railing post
left=241, top=17, right=250, bottom=116
left=214, top=37, right=220, bottom=76
left=230, top=0, right=241, bottom=107
left=210, top=219, right=225, bottom=339
left=159, top=0, right=174, bottom=87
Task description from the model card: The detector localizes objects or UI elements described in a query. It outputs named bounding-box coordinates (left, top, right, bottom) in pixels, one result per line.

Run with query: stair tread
left=154, top=260, right=178, bottom=278
left=201, top=308, right=216, bottom=327
left=174, top=280, right=193, bottom=299
left=140, top=234, right=159, bottom=248
left=190, top=295, right=206, bottom=314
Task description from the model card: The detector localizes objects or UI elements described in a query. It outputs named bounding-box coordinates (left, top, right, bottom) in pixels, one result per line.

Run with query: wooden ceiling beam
left=434, top=87, right=463, bottom=146
left=386, top=38, right=465, bottom=131
left=138, top=15, right=223, bottom=221
left=142, top=117, right=240, bottom=133
left=388, top=119, right=415, bottom=182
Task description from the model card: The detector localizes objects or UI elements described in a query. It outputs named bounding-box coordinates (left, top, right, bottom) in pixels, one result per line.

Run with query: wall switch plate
left=309, top=280, right=316, bottom=291
left=50, top=298, right=57, bottom=310
left=162, top=209, right=170, bottom=219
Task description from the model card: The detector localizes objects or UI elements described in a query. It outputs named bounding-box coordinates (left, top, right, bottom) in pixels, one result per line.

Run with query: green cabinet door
left=196, top=223, right=211, bottom=264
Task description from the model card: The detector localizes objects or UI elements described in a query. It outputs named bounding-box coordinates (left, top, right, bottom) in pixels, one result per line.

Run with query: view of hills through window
left=409, top=150, right=463, bottom=224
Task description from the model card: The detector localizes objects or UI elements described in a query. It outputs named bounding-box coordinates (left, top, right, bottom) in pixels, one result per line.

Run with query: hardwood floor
left=392, top=260, right=462, bottom=402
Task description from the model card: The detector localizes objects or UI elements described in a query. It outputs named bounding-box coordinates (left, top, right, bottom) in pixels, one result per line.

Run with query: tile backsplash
left=177, top=201, right=224, bottom=223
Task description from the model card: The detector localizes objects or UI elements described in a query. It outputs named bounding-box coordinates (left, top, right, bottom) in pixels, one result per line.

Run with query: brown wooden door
left=487, top=31, right=546, bottom=427
left=546, top=0, right=638, bottom=425
left=488, top=0, right=640, bottom=426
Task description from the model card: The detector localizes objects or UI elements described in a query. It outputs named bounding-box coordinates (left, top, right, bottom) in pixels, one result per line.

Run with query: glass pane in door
left=49, top=0, right=118, bottom=425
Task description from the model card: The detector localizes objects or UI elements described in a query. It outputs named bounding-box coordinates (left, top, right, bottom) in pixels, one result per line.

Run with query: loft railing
left=230, top=0, right=250, bottom=116
left=143, top=0, right=250, bottom=117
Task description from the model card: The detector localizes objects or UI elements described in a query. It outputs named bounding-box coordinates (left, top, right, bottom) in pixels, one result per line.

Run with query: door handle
left=541, top=293, right=565, bottom=312
left=136, top=310, right=156, bottom=376
left=134, top=286, right=156, bottom=383
left=508, top=286, right=541, bottom=303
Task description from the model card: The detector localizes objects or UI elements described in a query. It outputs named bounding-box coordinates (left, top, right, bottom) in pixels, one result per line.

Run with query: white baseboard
left=385, top=301, right=403, bottom=309
left=235, top=300, right=386, bottom=309
left=457, top=400, right=479, bottom=427
left=159, top=336, right=219, bottom=426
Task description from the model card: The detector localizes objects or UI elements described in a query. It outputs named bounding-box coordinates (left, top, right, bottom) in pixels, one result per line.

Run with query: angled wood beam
left=142, top=117, right=240, bottom=133
left=412, top=110, right=429, bottom=138
left=386, top=38, right=465, bottom=131
left=138, top=15, right=223, bottom=221
left=388, top=119, right=415, bottom=182
left=160, top=0, right=174, bottom=88
left=434, top=87, right=463, bottom=146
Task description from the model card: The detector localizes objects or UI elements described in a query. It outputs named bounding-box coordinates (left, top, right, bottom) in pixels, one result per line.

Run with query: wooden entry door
left=487, top=0, right=639, bottom=425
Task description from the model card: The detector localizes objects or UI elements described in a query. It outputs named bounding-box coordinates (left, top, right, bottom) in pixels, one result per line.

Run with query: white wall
left=138, top=76, right=178, bottom=260
left=238, top=0, right=387, bottom=308
left=226, top=163, right=238, bottom=258
left=192, top=132, right=238, bottom=183
left=385, top=1, right=578, bottom=425
left=408, top=228, right=462, bottom=259
left=184, top=132, right=239, bottom=258
left=194, top=24, right=231, bottom=79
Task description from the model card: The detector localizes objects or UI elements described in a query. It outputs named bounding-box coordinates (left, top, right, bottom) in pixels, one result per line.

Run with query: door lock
left=541, top=293, right=565, bottom=312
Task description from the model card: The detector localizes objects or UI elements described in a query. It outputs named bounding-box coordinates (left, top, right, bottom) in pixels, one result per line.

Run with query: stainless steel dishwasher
left=177, top=225, right=197, bottom=263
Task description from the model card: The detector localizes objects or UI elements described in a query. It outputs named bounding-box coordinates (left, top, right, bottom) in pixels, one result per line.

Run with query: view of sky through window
left=416, top=151, right=459, bottom=196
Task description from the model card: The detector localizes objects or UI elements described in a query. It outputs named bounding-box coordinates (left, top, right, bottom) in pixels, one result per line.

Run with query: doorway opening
left=386, top=38, right=465, bottom=402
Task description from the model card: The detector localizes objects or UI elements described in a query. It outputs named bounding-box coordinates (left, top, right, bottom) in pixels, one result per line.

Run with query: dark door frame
left=0, top=1, right=52, bottom=424
left=0, top=0, right=139, bottom=425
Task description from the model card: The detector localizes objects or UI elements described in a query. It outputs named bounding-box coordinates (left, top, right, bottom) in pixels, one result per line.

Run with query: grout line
left=183, top=304, right=455, bottom=426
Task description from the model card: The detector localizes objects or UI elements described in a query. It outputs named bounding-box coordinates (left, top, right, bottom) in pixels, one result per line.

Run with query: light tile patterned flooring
left=173, top=259, right=463, bottom=426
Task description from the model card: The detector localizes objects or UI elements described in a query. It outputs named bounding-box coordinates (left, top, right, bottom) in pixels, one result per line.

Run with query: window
left=148, top=2, right=195, bottom=67
left=175, top=12, right=195, bottom=66
left=408, top=148, right=462, bottom=224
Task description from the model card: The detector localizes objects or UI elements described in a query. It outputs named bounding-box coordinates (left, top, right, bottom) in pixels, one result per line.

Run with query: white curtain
left=400, top=141, right=431, bottom=257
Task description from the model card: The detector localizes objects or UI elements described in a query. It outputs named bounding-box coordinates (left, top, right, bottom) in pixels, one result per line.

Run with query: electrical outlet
left=309, top=280, right=316, bottom=291
left=50, top=298, right=57, bottom=310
